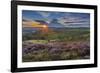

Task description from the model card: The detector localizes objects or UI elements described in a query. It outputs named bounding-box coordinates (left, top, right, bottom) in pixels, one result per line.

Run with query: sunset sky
left=22, top=10, right=90, bottom=28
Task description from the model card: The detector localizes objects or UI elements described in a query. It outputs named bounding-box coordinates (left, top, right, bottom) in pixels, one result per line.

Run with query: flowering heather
left=22, top=41, right=90, bottom=62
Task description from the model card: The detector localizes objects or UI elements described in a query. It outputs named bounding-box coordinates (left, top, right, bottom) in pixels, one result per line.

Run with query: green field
left=23, top=28, right=90, bottom=42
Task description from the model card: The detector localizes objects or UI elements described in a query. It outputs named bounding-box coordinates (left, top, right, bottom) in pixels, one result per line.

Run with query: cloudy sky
left=22, top=10, right=90, bottom=28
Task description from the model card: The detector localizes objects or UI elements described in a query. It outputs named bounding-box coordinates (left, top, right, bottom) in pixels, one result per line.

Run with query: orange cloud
left=22, top=20, right=46, bottom=28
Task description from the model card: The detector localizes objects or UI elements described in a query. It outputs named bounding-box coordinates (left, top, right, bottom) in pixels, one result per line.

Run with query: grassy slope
left=22, top=28, right=90, bottom=62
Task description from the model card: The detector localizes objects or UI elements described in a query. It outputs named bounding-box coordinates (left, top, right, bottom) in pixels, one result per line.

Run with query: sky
left=22, top=10, right=90, bottom=28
